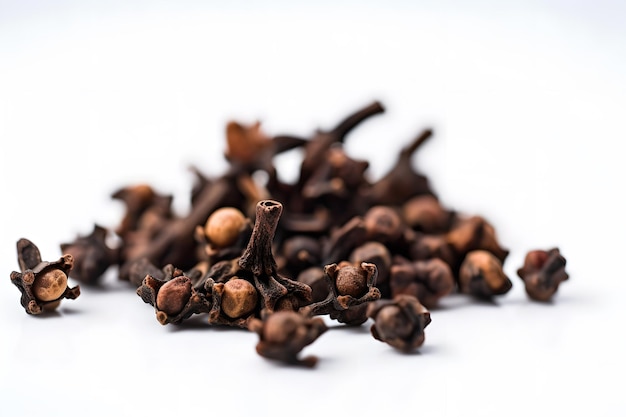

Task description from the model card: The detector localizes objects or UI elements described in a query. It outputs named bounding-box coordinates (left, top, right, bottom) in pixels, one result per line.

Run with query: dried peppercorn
left=517, top=248, right=568, bottom=301
left=10, top=238, right=80, bottom=315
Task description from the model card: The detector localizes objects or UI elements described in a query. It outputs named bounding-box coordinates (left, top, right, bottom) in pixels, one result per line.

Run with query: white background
left=1, top=1, right=625, bottom=416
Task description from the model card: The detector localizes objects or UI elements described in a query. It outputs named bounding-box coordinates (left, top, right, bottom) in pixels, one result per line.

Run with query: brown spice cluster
left=9, top=101, right=569, bottom=366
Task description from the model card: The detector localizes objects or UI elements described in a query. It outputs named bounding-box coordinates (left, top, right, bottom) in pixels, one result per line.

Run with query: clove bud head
left=335, top=262, right=369, bottom=298
left=32, top=269, right=68, bottom=302
left=204, top=207, right=248, bottom=248
left=367, top=295, right=431, bottom=352
left=156, top=276, right=192, bottom=316
left=221, top=278, right=258, bottom=319
left=517, top=248, right=568, bottom=302
left=459, top=250, right=512, bottom=298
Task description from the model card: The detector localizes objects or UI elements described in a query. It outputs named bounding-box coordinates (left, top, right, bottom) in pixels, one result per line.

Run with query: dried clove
left=402, top=195, right=455, bottom=234
left=137, top=266, right=211, bottom=325
left=446, top=215, right=509, bottom=264
left=517, top=248, right=568, bottom=301
left=363, top=205, right=405, bottom=245
left=296, top=267, right=329, bottom=303
left=249, top=310, right=328, bottom=367
left=304, top=261, right=381, bottom=326
left=366, top=294, right=432, bottom=352
left=204, top=277, right=259, bottom=328
left=238, top=200, right=312, bottom=313
left=389, top=258, right=455, bottom=308
left=349, top=241, right=392, bottom=297
left=10, top=238, right=80, bottom=315
left=366, top=129, right=436, bottom=206
left=409, top=232, right=458, bottom=270
left=60, top=225, right=119, bottom=285
left=322, top=216, right=367, bottom=265
left=458, top=250, right=512, bottom=299
left=279, top=235, right=322, bottom=276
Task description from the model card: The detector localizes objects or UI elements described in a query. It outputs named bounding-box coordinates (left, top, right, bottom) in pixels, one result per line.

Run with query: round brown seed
left=221, top=278, right=258, bottom=318
left=335, top=264, right=368, bottom=298
left=204, top=207, right=247, bottom=248
left=262, top=311, right=302, bottom=344
left=156, top=277, right=192, bottom=316
left=32, top=269, right=67, bottom=301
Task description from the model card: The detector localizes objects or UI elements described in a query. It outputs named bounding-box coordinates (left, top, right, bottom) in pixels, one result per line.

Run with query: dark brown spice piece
left=321, top=216, right=367, bottom=265
left=118, top=175, right=240, bottom=279
left=249, top=310, right=328, bottom=367
left=409, top=232, right=458, bottom=270
left=349, top=241, right=392, bottom=297
left=111, top=184, right=172, bottom=237
left=389, top=258, right=455, bottom=308
left=10, top=238, right=80, bottom=315
left=279, top=236, right=322, bottom=276
left=303, top=261, right=381, bottom=326
left=459, top=250, right=512, bottom=299
left=137, top=267, right=211, bottom=325
left=363, top=206, right=405, bottom=244
left=125, top=258, right=170, bottom=288
left=517, top=248, right=568, bottom=302
left=296, top=267, right=329, bottom=303
left=296, top=101, right=384, bottom=193
left=156, top=276, right=193, bottom=316
left=446, top=215, right=509, bottom=264
left=366, top=294, right=431, bottom=352
left=238, top=200, right=312, bottom=313
left=402, top=195, right=455, bottom=234
left=60, top=225, right=119, bottom=285
left=366, top=129, right=436, bottom=206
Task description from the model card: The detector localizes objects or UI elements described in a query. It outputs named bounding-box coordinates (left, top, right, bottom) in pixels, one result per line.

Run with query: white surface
left=1, top=2, right=625, bottom=416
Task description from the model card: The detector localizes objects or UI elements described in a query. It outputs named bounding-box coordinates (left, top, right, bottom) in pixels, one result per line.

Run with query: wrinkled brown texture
left=60, top=225, right=119, bottom=285
left=367, top=294, right=431, bottom=352
left=239, top=200, right=312, bottom=313
left=137, top=268, right=211, bottom=325
left=390, top=258, right=455, bottom=308
left=249, top=311, right=328, bottom=367
left=303, top=261, right=381, bottom=326
left=459, top=250, right=512, bottom=298
left=517, top=248, right=568, bottom=301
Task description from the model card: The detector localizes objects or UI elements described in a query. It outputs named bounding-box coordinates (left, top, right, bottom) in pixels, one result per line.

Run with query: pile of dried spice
left=9, top=101, right=569, bottom=367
